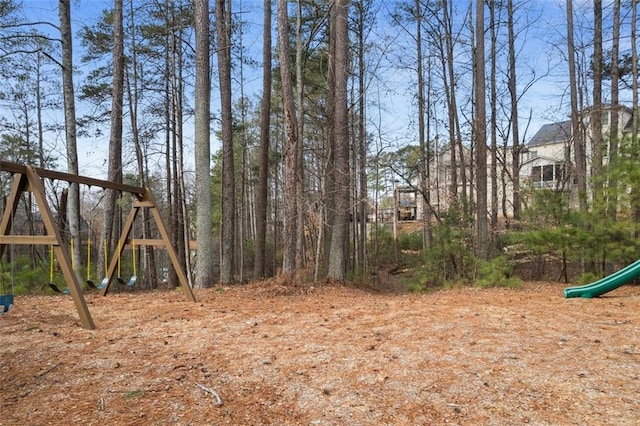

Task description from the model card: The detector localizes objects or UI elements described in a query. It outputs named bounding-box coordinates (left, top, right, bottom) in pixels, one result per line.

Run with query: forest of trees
left=1, top=0, right=640, bottom=293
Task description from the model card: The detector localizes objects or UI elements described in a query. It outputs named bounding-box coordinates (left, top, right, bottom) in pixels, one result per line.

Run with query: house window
left=532, top=165, right=541, bottom=183
left=529, top=150, right=538, bottom=160
left=531, top=163, right=565, bottom=188
left=602, top=111, right=609, bottom=126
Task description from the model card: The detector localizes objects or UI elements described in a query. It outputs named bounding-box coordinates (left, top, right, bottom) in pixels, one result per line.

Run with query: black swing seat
left=118, top=275, right=137, bottom=287
left=48, top=283, right=70, bottom=294
left=87, top=277, right=108, bottom=290
left=0, top=294, right=13, bottom=314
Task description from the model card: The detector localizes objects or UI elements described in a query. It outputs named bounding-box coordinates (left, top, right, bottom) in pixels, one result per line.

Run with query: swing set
left=0, top=161, right=196, bottom=329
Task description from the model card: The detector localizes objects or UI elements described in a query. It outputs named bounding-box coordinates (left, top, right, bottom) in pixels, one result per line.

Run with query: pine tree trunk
left=592, top=0, right=603, bottom=201
left=632, top=0, right=640, bottom=230
left=277, top=0, right=299, bottom=275
left=442, top=0, right=458, bottom=204
left=216, top=0, right=236, bottom=284
left=608, top=0, right=620, bottom=222
left=295, top=0, right=306, bottom=270
left=254, top=0, right=272, bottom=279
left=59, top=0, right=82, bottom=278
left=489, top=0, right=498, bottom=231
left=356, top=1, right=368, bottom=269
left=125, top=3, right=157, bottom=288
left=474, top=0, right=488, bottom=259
left=508, top=0, right=521, bottom=221
left=194, top=0, right=213, bottom=288
left=567, top=0, right=587, bottom=212
left=327, top=0, right=349, bottom=281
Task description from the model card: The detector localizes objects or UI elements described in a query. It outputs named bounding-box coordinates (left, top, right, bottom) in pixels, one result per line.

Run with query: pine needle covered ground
left=1, top=281, right=639, bottom=425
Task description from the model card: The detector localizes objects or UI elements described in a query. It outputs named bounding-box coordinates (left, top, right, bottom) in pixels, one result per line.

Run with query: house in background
left=395, top=105, right=635, bottom=223
left=521, top=120, right=572, bottom=191
left=423, top=144, right=473, bottom=216
left=520, top=105, right=634, bottom=209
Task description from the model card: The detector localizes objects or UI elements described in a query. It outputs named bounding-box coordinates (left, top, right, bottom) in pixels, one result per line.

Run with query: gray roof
left=527, top=120, right=572, bottom=147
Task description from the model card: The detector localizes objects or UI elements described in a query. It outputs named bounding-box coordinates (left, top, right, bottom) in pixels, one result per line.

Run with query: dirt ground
left=1, top=280, right=639, bottom=425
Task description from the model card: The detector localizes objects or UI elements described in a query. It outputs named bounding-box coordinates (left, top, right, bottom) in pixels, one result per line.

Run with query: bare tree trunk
left=592, top=0, right=603, bottom=201
left=608, top=0, right=620, bottom=222
left=36, top=52, right=45, bottom=168
left=633, top=0, right=639, bottom=149
left=160, top=0, right=172, bottom=286
left=567, top=0, right=587, bottom=212
left=125, top=0, right=157, bottom=288
left=59, top=0, right=82, bottom=278
left=277, top=0, right=299, bottom=275
left=295, top=0, right=306, bottom=270
left=254, top=0, right=272, bottom=279
left=423, top=57, right=434, bottom=245
left=216, top=0, right=235, bottom=284
left=327, top=0, right=349, bottom=281
left=632, top=0, right=640, bottom=229
left=474, top=0, right=488, bottom=259
left=414, top=0, right=430, bottom=253
left=489, top=0, right=498, bottom=230
left=356, top=1, right=368, bottom=269
left=194, top=0, right=213, bottom=288
left=443, top=0, right=458, bottom=203
left=508, top=0, right=521, bottom=221
left=102, top=0, right=124, bottom=267
left=323, top=11, right=336, bottom=279
left=173, top=16, right=188, bottom=287
left=238, top=50, right=248, bottom=284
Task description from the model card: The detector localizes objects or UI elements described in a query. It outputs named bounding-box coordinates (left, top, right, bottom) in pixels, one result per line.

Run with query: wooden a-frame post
left=100, top=188, right=196, bottom=302
left=0, top=166, right=95, bottom=329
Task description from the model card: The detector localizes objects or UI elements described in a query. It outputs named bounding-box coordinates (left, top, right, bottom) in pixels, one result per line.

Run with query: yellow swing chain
left=86, top=235, right=91, bottom=281
left=49, top=245, right=54, bottom=282
left=132, top=238, right=137, bottom=276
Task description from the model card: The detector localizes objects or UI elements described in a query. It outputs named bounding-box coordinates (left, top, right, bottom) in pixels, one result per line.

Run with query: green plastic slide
left=564, top=259, right=640, bottom=298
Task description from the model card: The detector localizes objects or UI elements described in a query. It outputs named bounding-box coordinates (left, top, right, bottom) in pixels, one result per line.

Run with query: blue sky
left=13, top=0, right=630, bottom=179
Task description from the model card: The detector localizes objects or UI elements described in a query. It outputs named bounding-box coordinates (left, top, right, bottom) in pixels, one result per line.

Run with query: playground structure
left=0, top=161, right=196, bottom=329
left=564, top=259, right=640, bottom=298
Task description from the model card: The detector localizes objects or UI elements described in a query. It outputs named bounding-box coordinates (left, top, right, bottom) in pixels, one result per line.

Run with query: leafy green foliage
left=515, top=188, right=584, bottom=257
left=1, top=255, right=50, bottom=295
left=398, top=231, right=422, bottom=251
left=576, top=272, right=601, bottom=286
left=474, top=256, right=521, bottom=289
left=399, top=206, right=476, bottom=291
left=367, top=224, right=394, bottom=265
left=422, top=207, right=475, bottom=285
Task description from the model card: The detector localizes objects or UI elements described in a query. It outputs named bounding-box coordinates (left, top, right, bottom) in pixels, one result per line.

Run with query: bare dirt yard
left=1, top=280, right=639, bottom=425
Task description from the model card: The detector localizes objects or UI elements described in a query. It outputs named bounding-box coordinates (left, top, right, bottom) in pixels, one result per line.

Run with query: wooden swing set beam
left=0, top=160, right=146, bottom=195
left=0, top=161, right=196, bottom=330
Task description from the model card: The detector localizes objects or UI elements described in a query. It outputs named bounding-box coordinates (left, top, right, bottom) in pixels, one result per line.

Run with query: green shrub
left=405, top=279, right=426, bottom=292
left=576, top=272, right=600, bottom=286
left=474, top=256, right=521, bottom=289
left=398, top=231, right=423, bottom=251
left=368, top=224, right=394, bottom=265
left=1, top=256, right=50, bottom=294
